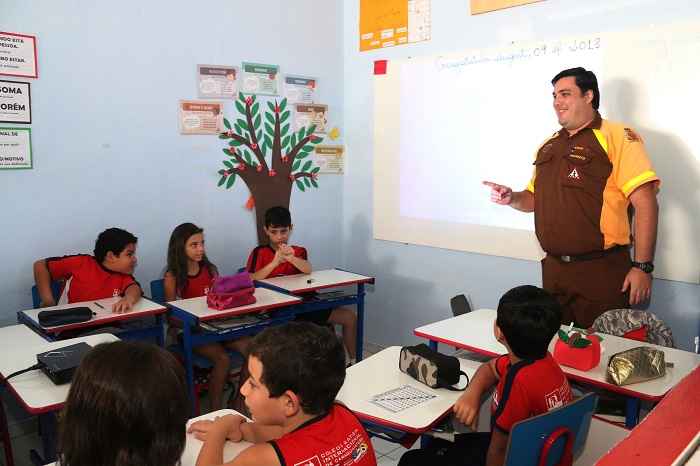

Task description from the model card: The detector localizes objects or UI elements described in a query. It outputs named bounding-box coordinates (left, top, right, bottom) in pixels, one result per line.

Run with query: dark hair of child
left=93, top=228, right=138, bottom=263
left=248, top=321, right=346, bottom=415
left=264, top=206, right=292, bottom=228
left=166, top=222, right=218, bottom=292
left=58, top=341, right=188, bottom=466
left=496, top=285, right=562, bottom=360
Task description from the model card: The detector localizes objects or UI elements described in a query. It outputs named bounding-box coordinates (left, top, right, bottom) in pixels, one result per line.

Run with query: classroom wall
left=342, top=0, right=700, bottom=351
left=0, top=0, right=345, bottom=325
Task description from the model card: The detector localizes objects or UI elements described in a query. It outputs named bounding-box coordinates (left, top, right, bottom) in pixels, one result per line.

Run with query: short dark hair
left=496, top=285, right=562, bottom=360
left=551, top=67, right=600, bottom=110
left=93, top=228, right=137, bottom=262
left=249, top=322, right=345, bottom=415
left=264, top=206, right=292, bottom=228
left=58, top=341, right=188, bottom=466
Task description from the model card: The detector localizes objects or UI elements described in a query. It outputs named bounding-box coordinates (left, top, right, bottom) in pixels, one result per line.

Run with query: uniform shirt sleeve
left=493, top=377, right=531, bottom=433
left=611, top=127, right=660, bottom=197
left=494, top=354, right=510, bottom=378
left=45, top=255, right=87, bottom=282
left=121, top=276, right=139, bottom=295
left=293, top=246, right=308, bottom=261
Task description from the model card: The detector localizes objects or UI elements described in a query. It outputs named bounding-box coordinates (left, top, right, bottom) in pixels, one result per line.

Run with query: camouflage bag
left=399, top=344, right=469, bottom=390
left=592, top=309, right=674, bottom=348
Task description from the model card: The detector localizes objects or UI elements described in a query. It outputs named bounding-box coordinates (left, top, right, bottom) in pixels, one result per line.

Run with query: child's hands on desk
left=111, top=297, right=133, bottom=314
left=453, top=389, right=481, bottom=431
left=188, top=414, right=247, bottom=442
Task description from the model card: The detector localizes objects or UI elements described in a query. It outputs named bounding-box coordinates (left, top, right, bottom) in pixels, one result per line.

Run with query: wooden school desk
left=336, top=346, right=478, bottom=443
left=256, top=269, right=375, bottom=362
left=0, top=331, right=118, bottom=465
left=414, top=309, right=700, bottom=428
left=167, top=287, right=302, bottom=412
left=17, top=296, right=166, bottom=344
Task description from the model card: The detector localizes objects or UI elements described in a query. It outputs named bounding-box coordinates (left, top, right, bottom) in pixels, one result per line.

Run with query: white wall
left=0, top=0, right=344, bottom=324
left=342, top=0, right=700, bottom=351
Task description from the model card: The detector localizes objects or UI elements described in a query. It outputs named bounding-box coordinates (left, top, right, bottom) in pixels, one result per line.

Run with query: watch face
left=634, top=262, right=654, bottom=273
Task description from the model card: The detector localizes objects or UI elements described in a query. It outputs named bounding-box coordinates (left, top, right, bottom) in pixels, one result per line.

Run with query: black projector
left=36, top=342, right=92, bottom=385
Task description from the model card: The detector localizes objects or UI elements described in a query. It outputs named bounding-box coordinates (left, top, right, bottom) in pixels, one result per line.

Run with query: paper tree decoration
left=217, top=93, right=323, bottom=243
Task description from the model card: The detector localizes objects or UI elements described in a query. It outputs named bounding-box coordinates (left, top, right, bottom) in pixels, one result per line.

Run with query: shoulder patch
left=624, top=127, right=642, bottom=142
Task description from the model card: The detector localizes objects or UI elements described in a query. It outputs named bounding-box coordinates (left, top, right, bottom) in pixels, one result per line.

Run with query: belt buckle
left=560, top=255, right=572, bottom=263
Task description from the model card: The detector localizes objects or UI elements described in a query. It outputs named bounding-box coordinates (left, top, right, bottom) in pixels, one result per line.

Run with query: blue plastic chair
left=31, top=281, right=63, bottom=308
left=149, top=278, right=166, bottom=303
left=504, top=393, right=598, bottom=466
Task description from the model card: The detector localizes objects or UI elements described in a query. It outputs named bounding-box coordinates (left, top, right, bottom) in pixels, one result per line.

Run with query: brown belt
left=548, top=245, right=628, bottom=263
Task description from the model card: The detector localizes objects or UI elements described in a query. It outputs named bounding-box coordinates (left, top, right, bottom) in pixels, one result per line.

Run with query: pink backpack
left=206, top=271, right=256, bottom=310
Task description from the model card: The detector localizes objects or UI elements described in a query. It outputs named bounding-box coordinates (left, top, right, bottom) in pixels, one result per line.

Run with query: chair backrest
left=150, top=279, right=166, bottom=303
left=31, top=281, right=63, bottom=309
left=450, top=294, right=472, bottom=317
left=504, top=392, right=598, bottom=466
left=592, top=309, right=674, bottom=348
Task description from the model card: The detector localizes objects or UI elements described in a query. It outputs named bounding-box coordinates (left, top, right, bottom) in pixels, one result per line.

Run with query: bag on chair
left=399, top=344, right=469, bottom=390
left=206, top=271, right=256, bottom=310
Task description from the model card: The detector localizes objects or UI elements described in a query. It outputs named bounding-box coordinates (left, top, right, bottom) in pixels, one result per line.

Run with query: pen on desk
left=307, top=278, right=315, bottom=284
left=94, top=301, right=105, bottom=309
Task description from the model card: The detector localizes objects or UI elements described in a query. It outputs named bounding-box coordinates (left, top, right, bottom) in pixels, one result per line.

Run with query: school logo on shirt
left=351, top=442, right=369, bottom=462
left=294, top=456, right=321, bottom=466
left=204, top=287, right=210, bottom=295
left=112, top=289, right=120, bottom=297
left=567, top=168, right=581, bottom=180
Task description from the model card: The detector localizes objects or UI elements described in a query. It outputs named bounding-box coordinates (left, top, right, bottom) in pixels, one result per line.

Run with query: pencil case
left=38, top=307, right=93, bottom=327
left=399, top=344, right=468, bottom=391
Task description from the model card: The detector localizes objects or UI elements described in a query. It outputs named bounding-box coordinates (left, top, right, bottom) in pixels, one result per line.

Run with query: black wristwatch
left=631, top=261, right=654, bottom=273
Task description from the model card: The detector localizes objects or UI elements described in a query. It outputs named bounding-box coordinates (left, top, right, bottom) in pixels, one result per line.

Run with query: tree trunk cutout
left=216, top=94, right=323, bottom=244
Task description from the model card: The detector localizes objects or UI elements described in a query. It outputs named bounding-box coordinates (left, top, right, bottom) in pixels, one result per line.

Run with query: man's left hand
left=621, top=267, right=652, bottom=306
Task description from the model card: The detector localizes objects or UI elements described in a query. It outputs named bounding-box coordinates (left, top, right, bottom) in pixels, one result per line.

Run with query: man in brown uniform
left=484, top=67, right=659, bottom=327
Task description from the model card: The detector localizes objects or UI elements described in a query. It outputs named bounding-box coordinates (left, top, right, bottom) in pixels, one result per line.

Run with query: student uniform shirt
left=45, top=254, right=139, bottom=303
left=270, top=403, right=376, bottom=466
left=179, top=265, right=214, bottom=299
left=246, top=245, right=308, bottom=277
left=491, top=353, right=573, bottom=433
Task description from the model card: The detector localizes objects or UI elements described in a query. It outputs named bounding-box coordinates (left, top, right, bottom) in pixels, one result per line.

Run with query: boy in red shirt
left=33, top=227, right=142, bottom=313
left=246, top=206, right=358, bottom=364
left=188, top=321, right=377, bottom=466
left=399, top=285, right=573, bottom=466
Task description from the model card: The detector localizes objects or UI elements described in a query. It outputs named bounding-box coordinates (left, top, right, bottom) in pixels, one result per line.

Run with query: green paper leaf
left=265, top=113, right=275, bottom=126
left=236, top=119, right=248, bottom=130
left=279, top=98, right=287, bottom=113
left=311, top=167, right=320, bottom=174
left=295, top=179, right=305, bottom=192
left=310, top=178, right=318, bottom=188
left=267, top=101, right=275, bottom=113
left=264, top=134, right=272, bottom=149
left=218, top=175, right=227, bottom=187
left=290, top=134, right=297, bottom=149
left=281, top=136, right=290, bottom=149
left=296, top=151, right=310, bottom=159
left=218, top=133, right=229, bottom=140
left=292, top=160, right=301, bottom=171
left=243, top=151, right=252, bottom=164
left=307, top=124, right=316, bottom=135
left=235, top=101, right=245, bottom=115
left=253, top=114, right=261, bottom=130
left=223, top=118, right=231, bottom=129
left=230, top=140, right=243, bottom=147
left=222, top=148, right=231, bottom=155
left=280, top=110, right=290, bottom=123
left=256, top=130, right=262, bottom=142
left=297, top=127, right=306, bottom=139
left=304, top=177, right=311, bottom=187
left=281, top=123, right=290, bottom=137
left=238, top=92, right=246, bottom=101
left=265, top=123, right=274, bottom=136
left=223, top=160, right=234, bottom=169
left=303, top=145, right=314, bottom=152
left=251, top=102, right=259, bottom=116
left=302, top=161, right=312, bottom=172
left=226, top=173, right=236, bottom=189
left=217, top=169, right=226, bottom=175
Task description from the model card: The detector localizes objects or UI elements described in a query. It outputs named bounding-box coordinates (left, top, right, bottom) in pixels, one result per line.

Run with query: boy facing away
left=399, top=285, right=573, bottom=466
left=188, top=321, right=377, bottom=466
left=246, top=206, right=359, bottom=364
left=33, top=227, right=142, bottom=313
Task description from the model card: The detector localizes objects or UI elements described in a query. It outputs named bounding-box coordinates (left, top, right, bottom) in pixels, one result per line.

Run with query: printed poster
left=0, top=32, right=38, bottom=78
left=241, top=62, right=280, bottom=96
left=0, top=127, right=32, bottom=169
left=470, top=0, right=543, bottom=15
left=179, top=100, right=223, bottom=135
left=284, top=75, right=317, bottom=104
left=0, top=80, right=31, bottom=124
left=295, top=104, right=327, bottom=134
left=359, top=0, right=431, bottom=51
left=313, top=145, right=344, bottom=174
left=197, top=65, right=238, bottom=99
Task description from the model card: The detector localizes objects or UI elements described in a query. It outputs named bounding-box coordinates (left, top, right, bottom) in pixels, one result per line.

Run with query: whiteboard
left=374, top=20, right=700, bottom=283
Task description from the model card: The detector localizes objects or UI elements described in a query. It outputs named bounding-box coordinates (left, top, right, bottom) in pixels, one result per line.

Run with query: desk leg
left=182, top=324, right=196, bottom=415
left=625, top=397, right=640, bottom=428
left=155, top=314, right=165, bottom=347
left=29, top=412, right=57, bottom=465
left=428, top=340, right=438, bottom=352
left=356, top=283, right=365, bottom=362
